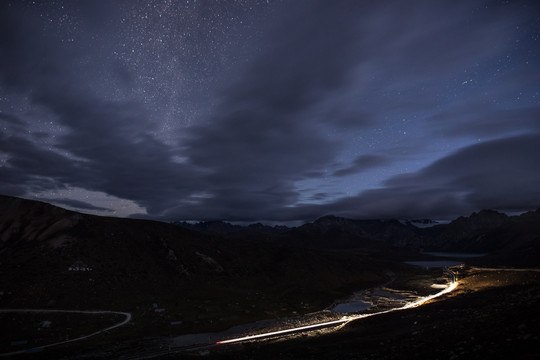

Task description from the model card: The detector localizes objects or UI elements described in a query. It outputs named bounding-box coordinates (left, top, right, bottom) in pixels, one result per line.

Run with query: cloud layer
left=1, top=0, right=539, bottom=221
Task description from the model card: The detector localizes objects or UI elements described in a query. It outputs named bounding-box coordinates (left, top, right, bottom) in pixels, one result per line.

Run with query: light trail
left=216, top=270, right=458, bottom=345
left=401, top=279, right=458, bottom=309
left=215, top=318, right=351, bottom=345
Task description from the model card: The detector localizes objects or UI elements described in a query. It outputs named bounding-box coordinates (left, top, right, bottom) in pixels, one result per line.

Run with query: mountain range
left=179, top=208, right=540, bottom=265
left=0, top=194, right=539, bottom=358
left=0, top=195, right=389, bottom=334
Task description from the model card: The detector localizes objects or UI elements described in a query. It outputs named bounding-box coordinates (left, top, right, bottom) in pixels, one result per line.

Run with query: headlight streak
left=216, top=273, right=458, bottom=345
left=215, top=318, right=352, bottom=345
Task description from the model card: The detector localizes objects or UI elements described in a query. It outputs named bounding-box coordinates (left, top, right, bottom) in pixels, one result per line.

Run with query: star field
left=1, top=0, right=539, bottom=221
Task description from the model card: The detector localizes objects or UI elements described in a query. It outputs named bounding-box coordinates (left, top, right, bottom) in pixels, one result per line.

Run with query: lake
left=405, top=260, right=464, bottom=268
left=332, top=300, right=371, bottom=313
left=421, top=251, right=486, bottom=258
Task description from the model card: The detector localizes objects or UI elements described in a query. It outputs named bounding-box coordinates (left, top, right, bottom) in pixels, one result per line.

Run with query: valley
left=0, top=195, right=539, bottom=359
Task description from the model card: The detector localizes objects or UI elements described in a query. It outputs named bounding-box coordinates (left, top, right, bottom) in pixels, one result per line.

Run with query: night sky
left=1, top=0, right=539, bottom=222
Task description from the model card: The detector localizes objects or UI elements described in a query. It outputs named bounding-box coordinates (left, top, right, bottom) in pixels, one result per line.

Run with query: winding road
left=216, top=268, right=458, bottom=345
left=0, top=268, right=461, bottom=358
left=0, top=309, right=131, bottom=357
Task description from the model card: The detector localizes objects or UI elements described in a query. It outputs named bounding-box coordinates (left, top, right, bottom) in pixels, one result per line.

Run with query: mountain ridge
left=176, top=206, right=540, bottom=261
left=0, top=194, right=390, bottom=334
left=0, top=194, right=539, bottom=357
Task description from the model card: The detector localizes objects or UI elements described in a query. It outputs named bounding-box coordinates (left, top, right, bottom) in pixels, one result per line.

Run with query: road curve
left=216, top=269, right=458, bottom=345
left=0, top=309, right=131, bottom=357
left=1, top=270, right=461, bottom=357
left=117, top=270, right=460, bottom=359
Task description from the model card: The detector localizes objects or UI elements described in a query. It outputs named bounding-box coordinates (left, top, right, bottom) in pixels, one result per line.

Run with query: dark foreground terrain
left=0, top=195, right=539, bottom=359
left=200, top=267, right=540, bottom=360
left=5, top=267, right=538, bottom=360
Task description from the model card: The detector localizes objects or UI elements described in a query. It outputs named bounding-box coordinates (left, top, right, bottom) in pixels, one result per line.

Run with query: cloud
left=0, top=1, right=538, bottom=222
left=295, top=133, right=540, bottom=220
left=0, top=134, right=77, bottom=194
left=1, top=1, right=377, bottom=221
left=430, top=105, right=540, bottom=138
left=45, top=198, right=112, bottom=212
left=0, top=4, right=202, bottom=215
left=403, top=133, right=540, bottom=212
left=172, top=1, right=377, bottom=219
left=0, top=113, right=25, bottom=128
left=333, top=155, right=393, bottom=177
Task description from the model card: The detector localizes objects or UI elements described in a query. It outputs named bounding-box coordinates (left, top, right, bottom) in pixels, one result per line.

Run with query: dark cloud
left=0, top=1, right=538, bottom=221
left=222, top=2, right=365, bottom=111
left=174, top=1, right=375, bottom=219
left=308, top=193, right=333, bottom=202
left=333, top=155, right=393, bottom=177
left=0, top=134, right=77, bottom=194
left=0, top=113, right=25, bottom=127
left=2, top=1, right=371, bottom=221
left=397, top=133, right=540, bottom=212
left=294, top=134, right=540, bottom=220
left=0, top=3, right=201, bottom=215
left=430, top=105, right=540, bottom=138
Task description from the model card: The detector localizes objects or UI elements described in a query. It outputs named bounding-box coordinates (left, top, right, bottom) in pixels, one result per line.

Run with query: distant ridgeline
left=173, top=209, right=540, bottom=265
left=173, top=220, right=291, bottom=235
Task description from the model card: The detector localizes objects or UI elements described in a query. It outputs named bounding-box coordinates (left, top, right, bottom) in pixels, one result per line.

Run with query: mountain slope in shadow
left=0, top=195, right=389, bottom=334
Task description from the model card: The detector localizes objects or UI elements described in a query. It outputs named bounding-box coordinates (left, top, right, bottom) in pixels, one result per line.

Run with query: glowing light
left=216, top=272, right=458, bottom=345
left=215, top=318, right=351, bottom=345
left=401, top=281, right=458, bottom=309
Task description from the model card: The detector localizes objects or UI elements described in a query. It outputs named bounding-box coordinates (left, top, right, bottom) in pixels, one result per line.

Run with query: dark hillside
left=418, top=209, right=540, bottom=266
left=0, top=195, right=388, bottom=334
left=280, top=216, right=420, bottom=249
left=210, top=211, right=540, bottom=266
left=205, top=268, right=540, bottom=360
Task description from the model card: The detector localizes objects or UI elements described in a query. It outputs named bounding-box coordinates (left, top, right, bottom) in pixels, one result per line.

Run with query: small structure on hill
left=40, top=320, right=52, bottom=328
left=68, top=260, right=93, bottom=272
